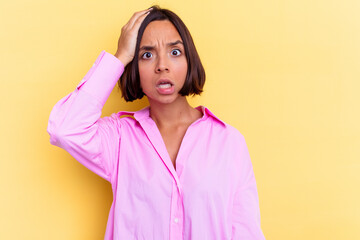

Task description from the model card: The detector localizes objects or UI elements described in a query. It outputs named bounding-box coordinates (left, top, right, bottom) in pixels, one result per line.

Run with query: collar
left=117, top=105, right=226, bottom=127
left=195, top=105, right=226, bottom=127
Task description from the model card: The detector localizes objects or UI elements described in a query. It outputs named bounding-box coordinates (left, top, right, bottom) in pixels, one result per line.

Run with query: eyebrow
left=139, top=40, right=184, bottom=51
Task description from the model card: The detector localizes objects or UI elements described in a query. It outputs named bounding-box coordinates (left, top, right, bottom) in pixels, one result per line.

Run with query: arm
left=47, top=8, right=153, bottom=184
left=47, top=51, right=124, bottom=184
left=232, top=135, right=266, bottom=239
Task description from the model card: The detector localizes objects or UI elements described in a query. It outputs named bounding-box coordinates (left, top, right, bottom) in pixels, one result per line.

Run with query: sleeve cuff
left=76, top=50, right=125, bottom=106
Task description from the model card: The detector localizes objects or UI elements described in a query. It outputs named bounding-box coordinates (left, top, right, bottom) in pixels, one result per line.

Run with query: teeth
left=158, top=83, right=172, bottom=89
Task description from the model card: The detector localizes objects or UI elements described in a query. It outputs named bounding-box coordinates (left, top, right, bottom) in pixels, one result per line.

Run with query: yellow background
left=1, top=0, right=359, bottom=239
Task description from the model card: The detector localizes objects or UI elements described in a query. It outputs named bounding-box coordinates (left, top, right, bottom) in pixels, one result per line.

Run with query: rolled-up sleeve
left=47, top=51, right=124, bottom=184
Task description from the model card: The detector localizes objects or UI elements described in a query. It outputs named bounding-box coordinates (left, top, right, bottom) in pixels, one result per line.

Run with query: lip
left=156, top=78, right=174, bottom=87
left=155, top=78, right=175, bottom=95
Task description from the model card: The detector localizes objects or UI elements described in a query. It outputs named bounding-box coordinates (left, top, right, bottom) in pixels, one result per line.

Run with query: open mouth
left=157, top=81, right=174, bottom=89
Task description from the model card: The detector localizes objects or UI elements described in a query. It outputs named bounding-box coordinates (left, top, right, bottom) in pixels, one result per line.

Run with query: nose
left=155, top=53, right=169, bottom=73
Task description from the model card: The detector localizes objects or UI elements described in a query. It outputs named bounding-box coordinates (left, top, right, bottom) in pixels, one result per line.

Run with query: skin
left=138, top=20, right=188, bottom=106
left=114, top=9, right=203, bottom=169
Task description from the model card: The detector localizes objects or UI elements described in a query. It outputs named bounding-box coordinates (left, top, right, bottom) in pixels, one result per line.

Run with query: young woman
left=47, top=6, right=265, bottom=240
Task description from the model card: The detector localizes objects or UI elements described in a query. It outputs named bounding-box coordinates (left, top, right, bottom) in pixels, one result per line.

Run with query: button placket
left=169, top=181, right=184, bottom=239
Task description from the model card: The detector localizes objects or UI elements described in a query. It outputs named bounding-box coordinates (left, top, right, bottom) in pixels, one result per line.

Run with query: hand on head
left=115, top=8, right=152, bottom=66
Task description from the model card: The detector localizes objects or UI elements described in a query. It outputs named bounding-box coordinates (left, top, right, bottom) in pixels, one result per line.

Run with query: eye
left=171, top=49, right=181, bottom=56
left=141, top=52, right=153, bottom=59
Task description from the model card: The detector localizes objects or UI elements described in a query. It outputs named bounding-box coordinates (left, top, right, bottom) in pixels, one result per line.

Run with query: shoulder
left=220, top=122, right=247, bottom=150
left=96, top=107, right=151, bottom=132
left=96, top=110, right=137, bottom=130
left=201, top=106, right=246, bottom=142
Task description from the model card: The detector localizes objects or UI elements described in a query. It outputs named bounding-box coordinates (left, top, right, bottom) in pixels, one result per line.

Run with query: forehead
left=140, top=20, right=182, bottom=44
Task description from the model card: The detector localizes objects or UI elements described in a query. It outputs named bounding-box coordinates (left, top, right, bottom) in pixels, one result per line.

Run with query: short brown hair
left=118, top=5, right=206, bottom=102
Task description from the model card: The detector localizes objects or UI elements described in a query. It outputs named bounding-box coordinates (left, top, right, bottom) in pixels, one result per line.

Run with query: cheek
left=175, top=60, right=188, bottom=79
left=138, top=63, right=149, bottom=85
left=138, top=63, right=145, bottom=79
left=138, top=65, right=154, bottom=94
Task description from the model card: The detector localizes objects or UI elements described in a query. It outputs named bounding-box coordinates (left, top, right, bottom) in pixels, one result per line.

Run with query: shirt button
left=174, top=218, right=179, bottom=223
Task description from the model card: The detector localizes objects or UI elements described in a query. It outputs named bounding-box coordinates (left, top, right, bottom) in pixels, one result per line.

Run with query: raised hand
left=114, top=8, right=152, bottom=66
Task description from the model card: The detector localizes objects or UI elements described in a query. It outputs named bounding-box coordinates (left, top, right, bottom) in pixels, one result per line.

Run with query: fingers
left=132, top=10, right=151, bottom=30
left=126, top=8, right=152, bottom=31
left=115, top=8, right=153, bottom=65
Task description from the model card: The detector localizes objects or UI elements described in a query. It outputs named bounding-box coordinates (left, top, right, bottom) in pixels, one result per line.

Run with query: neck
left=148, top=97, right=199, bottom=128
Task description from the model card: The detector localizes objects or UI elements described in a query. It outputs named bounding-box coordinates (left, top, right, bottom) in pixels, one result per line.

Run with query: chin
left=147, top=94, right=182, bottom=105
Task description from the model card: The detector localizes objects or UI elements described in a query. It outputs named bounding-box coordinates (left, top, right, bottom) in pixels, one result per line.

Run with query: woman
left=47, top=6, right=265, bottom=240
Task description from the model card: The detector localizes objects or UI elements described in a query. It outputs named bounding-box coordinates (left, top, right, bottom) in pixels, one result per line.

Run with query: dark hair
left=118, top=5, right=206, bottom=102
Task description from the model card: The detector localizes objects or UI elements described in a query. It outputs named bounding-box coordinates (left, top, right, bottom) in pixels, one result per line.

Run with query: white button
left=174, top=218, right=179, bottom=223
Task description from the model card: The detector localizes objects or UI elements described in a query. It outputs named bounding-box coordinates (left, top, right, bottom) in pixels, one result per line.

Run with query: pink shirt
left=47, top=51, right=265, bottom=240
